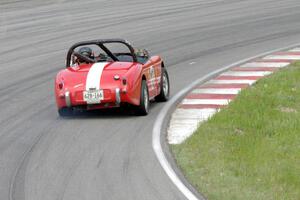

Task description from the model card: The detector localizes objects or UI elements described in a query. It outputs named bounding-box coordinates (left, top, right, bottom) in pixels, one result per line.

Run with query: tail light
left=122, top=77, right=127, bottom=85
left=58, top=82, right=64, bottom=90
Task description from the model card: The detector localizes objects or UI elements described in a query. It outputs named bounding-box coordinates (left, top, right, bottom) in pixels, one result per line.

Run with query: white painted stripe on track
left=288, top=48, right=300, bottom=52
left=263, top=55, right=300, bottom=60
left=208, top=79, right=256, bottom=85
left=240, top=62, right=289, bottom=68
left=168, top=109, right=217, bottom=144
left=182, top=99, right=231, bottom=105
left=169, top=108, right=218, bottom=119
left=153, top=43, right=300, bottom=200
left=221, top=71, right=272, bottom=76
left=192, top=88, right=241, bottom=94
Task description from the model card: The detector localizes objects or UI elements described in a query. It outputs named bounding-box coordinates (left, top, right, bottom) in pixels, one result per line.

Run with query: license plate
left=83, top=90, right=104, bottom=104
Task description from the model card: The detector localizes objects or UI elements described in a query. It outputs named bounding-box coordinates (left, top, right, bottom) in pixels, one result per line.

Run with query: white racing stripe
left=85, top=62, right=108, bottom=90
left=221, top=71, right=272, bottom=76
left=240, top=62, right=289, bottom=68
left=192, top=88, right=241, bottom=94
left=263, top=55, right=300, bottom=60
left=208, top=79, right=256, bottom=85
left=182, top=99, right=231, bottom=105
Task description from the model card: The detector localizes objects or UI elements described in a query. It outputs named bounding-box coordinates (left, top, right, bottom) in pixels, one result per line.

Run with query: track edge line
left=152, top=42, right=300, bottom=200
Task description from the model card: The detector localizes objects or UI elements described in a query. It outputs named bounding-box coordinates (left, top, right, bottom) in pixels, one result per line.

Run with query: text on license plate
left=83, top=90, right=104, bottom=103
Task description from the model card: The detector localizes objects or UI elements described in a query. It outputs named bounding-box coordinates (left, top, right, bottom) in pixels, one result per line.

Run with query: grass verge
left=172, top=62, right=300, bottom=200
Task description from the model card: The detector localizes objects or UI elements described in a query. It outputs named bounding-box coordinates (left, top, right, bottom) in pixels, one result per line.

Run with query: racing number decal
left=150, top=66, right=155, bottom=79
left=149, top=66, right=155, bottom=90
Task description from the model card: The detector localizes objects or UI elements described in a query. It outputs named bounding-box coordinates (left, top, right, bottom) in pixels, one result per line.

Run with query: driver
left=75, top=47, right=94, bottom=65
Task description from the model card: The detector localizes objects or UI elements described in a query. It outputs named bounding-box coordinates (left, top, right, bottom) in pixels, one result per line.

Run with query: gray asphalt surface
left=1, top=0, right=300, bottom=200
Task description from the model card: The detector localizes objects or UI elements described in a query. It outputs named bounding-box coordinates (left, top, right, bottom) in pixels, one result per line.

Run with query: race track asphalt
left=0, top=0, right=300, bottom=199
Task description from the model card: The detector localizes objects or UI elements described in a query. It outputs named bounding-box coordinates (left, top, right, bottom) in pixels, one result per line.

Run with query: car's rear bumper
left=56, top=87, right=138, bottom=110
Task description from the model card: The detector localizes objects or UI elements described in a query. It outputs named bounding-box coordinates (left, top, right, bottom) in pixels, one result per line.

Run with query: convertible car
left=55, top=39, right=170, bottom=116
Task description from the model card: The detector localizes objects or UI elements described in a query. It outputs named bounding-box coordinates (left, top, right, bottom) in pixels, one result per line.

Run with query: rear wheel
left=155, top=68, right=170, bottom=102
left=136, top=80, right=149, bottom=116
left=58, top=107, right=73, bottom=117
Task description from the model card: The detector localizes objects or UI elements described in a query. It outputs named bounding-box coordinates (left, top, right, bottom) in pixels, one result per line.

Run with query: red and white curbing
left=168, top=48, right=300, bottom=144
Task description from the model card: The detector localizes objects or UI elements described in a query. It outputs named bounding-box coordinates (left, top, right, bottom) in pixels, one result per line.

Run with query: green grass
left=172, top=62, right=300, bottom=200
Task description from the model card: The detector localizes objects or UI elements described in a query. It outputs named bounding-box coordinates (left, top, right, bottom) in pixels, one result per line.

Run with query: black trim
left=98, top=43, right=119, bottom=61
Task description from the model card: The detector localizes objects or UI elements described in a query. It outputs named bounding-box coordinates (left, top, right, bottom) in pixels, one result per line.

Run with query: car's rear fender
left=119, top=64, right=143, bottom=105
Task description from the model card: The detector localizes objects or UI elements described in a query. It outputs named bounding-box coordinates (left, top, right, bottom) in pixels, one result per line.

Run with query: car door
left=149, top=56, right=162, bottom=97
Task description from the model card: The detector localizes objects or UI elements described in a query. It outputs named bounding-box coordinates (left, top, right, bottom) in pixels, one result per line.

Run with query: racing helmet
left=79, top=47, right=93, bottom=57
left=77, top=47, right=93, bottom=63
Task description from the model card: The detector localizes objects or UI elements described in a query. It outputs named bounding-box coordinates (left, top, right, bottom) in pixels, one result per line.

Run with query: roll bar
left=66, top=39, right=138, bottom=67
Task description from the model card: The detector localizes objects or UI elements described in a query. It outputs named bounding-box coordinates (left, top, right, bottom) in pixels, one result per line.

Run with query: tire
left=58, top=107, right=73, bottom=117
left=136, top=80, right=149, bottom=116
left=155, top=68, right=170, bottom=102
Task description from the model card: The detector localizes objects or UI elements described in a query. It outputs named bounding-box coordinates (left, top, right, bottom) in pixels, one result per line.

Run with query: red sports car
left=55, top=39, right=170, bottom=116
